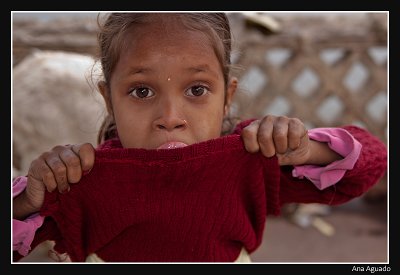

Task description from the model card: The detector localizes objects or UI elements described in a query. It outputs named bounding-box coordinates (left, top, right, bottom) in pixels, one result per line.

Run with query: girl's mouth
left=157, top=142, right=188, bottom=150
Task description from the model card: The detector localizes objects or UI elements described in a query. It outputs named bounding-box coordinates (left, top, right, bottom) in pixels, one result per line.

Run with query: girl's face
left=100, top=19, right=237, bottom=149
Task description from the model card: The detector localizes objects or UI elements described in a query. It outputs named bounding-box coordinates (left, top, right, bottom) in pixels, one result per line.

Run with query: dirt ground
left=250, top=196, right=388, bottom=263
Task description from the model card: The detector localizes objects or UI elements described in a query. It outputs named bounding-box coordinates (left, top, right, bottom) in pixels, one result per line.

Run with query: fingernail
left=48, top=249, right=69, bottom=262
left=61, top=186, right=70, bottom=194
left=83, top=168, right=92, bottom=176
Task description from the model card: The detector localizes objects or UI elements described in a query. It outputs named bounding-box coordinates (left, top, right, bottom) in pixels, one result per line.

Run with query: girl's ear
left=98, top=81, right=113, bottom=115
left=224, top=77, right=238, bottom=116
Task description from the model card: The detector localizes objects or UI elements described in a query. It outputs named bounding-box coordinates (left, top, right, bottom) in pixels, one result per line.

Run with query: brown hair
left=95, top=13, right=234, bottom=144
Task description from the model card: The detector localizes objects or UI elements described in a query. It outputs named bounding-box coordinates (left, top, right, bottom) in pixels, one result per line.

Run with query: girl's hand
left=14, top=143, right=95, bottom=219
left=241, top=116, right=310, bottom=166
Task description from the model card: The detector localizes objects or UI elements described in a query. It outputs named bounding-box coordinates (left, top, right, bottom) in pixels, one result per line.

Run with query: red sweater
left=29, top=122, right=387, bottom=262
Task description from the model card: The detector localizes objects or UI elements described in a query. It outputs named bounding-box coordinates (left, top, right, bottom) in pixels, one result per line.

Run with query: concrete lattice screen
left=235, top=43, right=387, bottom=139
left=13, top=13, right=388, bottom=199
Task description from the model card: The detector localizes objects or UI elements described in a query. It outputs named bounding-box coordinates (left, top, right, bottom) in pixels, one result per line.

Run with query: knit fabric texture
left=29, top=122, right=387, bottom=262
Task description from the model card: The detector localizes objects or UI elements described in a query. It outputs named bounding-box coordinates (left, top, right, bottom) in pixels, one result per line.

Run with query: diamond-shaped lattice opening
left=239, top=66, right=268, bottom=97
left=265, top=48, right=292, bottom=67
left=351, top=120, right=367, bottom=129
left=316, top=96, right=344, bottom=124
left=319, top=48, right=345, bottom=66
left=366, top=91, right=387, bottom=123
left=368, top=47, right=387, bottom=66
left=263, top=96, right=291, bottom=116
left=343, top=61, right=369, bottom=93
left=292, top=67, right=320, bottom=97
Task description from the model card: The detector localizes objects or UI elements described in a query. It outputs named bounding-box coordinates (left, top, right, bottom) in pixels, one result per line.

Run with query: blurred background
left=12, top=12, right=388, bottom=262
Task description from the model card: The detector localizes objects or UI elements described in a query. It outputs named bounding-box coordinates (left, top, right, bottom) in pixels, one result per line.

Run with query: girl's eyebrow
left=127, top=67, right=154, bottom=75
left=186, top=64, right=219, bottom=77
left=125, top=64, right=218, bottom=77
left=186, top=64, right=210, bottom=73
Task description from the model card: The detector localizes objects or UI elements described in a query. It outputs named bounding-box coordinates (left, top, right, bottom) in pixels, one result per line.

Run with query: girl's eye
left=129, top=87, right=155, bottom=99
left=185, top=85, right=209, bottom=97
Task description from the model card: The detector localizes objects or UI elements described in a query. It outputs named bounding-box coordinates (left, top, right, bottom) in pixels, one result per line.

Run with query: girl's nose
left=153, top=100, right=187, bottom=131
left=155, top=118, right=187, bottom=131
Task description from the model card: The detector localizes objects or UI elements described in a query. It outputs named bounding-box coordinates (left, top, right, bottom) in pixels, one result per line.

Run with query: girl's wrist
left=306, top=140, right=343, bottom=166
left=13, top=190, right=40, bottom=220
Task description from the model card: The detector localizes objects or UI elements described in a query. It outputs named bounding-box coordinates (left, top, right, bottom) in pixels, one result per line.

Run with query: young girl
left=13, top=13, right=387, bottom=262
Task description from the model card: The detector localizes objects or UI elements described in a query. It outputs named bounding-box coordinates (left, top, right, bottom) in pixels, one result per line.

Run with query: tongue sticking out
left=157, top=142, right=188, bottom=150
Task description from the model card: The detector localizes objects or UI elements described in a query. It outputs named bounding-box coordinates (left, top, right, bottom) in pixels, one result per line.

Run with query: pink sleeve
left=12, top=176, right=45, bottom=256
left=292, top=128, right=362, bottom=190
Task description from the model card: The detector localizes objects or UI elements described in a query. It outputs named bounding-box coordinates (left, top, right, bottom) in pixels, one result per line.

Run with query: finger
left=59, top=148, right=83, bottom=184
left=29, top=158, right=58, bottom=193
left=71, top=143, right=95, bottom=172
left=241, top=120, right=261, bottom=153
left=258, top=116, right=275, bottom=157
left=272, top=116, right=289, bottom=154
left=44, top=152, right=69, bottom=193
left=288, top=118, right=307, bottom=150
